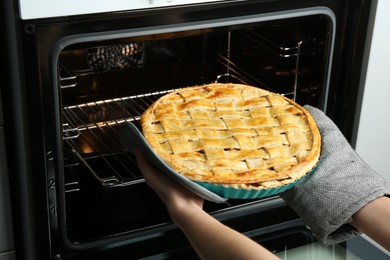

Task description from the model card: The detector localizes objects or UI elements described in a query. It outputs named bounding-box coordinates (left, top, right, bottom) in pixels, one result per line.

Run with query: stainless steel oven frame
left=0, top=0, right=376, bottom=259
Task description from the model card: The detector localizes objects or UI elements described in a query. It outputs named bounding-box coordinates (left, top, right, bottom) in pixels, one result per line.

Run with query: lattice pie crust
left=141, top=83, right=321, bottom=190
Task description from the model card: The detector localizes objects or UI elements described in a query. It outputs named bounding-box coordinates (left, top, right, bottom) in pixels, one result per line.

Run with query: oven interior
left=55, top=14, right=332, bottom=248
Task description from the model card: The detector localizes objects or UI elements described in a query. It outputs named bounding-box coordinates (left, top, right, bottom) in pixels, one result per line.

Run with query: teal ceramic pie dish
left=195, top=165, right=317, bottom=199
left=120, top=121, right=319, bottom=202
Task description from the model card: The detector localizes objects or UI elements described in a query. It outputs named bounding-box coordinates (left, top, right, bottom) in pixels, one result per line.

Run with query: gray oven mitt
left=280, top=105, right=390, bottom=245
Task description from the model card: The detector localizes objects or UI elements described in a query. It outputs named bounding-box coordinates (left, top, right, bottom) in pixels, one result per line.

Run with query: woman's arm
left=174, top=203, right=278, bottom=260
left=134, top=148, right=279, bottom=260
left=352, top=196, right=390, bottom=251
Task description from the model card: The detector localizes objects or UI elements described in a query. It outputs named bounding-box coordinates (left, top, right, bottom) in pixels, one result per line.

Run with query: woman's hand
left=133, top=146, right=279, bottom=260
left=133, top=147, right=204, bottom=224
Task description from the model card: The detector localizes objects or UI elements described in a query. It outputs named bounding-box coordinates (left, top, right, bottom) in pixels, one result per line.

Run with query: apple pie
left=141, top=83, right=321, bottom=190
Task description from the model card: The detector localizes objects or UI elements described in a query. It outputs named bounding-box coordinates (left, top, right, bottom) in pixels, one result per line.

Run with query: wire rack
left=62, top=90, right=175, bottom=189
left=61, top=73, right=300, bottom=191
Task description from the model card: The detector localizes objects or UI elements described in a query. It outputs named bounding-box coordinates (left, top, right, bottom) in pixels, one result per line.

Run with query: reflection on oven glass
left=79, top=140, right=94, bottom=154
left=87, top=43, right=143, bottom=73
left=275, top=236, right=389, bottom=260
left=276, top=242, right=349, bottom=259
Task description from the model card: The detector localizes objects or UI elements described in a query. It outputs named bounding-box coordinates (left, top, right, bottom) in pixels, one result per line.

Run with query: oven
left=0, top=0, right=384, bottom=259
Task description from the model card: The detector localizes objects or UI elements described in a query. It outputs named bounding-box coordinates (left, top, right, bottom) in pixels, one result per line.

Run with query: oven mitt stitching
left=280, top=105, right=390, bottom=245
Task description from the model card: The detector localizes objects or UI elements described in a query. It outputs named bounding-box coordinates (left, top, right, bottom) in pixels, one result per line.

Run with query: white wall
left=356, top=0, right=390, bottom=180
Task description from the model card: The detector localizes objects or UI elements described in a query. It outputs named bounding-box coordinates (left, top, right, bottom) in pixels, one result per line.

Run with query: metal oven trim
left=48, top=6, right=336, bottom=251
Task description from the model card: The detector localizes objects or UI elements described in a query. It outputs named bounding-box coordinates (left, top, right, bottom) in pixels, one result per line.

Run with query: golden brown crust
left=141, top=83, right=321, bottom=189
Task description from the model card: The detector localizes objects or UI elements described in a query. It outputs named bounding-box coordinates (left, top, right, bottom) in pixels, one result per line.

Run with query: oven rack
left=243, top=27, right=315, bottom=58
left=58, top=59, right=77, bottom=89
left=62, top=90, right=175, bottom=190
left=216, top=53, right=296, bottom=100
left=59, top=58, right=279, bottom=190
left=61, top=77, right=301, bottom=191
left=60, top=52, right=303, bottom=190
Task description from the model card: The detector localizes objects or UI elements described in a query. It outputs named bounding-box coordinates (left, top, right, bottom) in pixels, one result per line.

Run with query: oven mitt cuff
left=280, top=105, right=390, bottom=245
